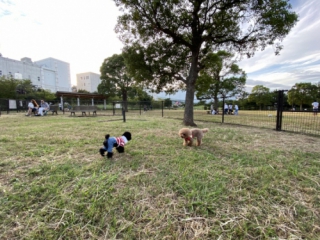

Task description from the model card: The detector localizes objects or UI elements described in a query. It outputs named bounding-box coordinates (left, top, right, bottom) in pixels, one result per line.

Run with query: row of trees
left=223, top=82, right=320, bottom=111
left=0, top=76, right=56, bottom=102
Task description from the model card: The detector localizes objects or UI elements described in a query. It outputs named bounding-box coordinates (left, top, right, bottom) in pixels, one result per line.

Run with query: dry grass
left=0, top=112, right=319, bottom=239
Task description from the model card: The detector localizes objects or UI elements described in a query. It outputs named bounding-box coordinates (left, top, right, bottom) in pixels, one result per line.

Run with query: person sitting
left=38, top=100, right=50, bottom=116
left=26, top=99, right=34, bottom=116
left=32, top=99, right=40, bottom=115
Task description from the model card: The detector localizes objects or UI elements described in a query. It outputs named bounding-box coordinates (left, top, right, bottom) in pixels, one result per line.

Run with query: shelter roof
left=56, top=91, right=107, bottom=99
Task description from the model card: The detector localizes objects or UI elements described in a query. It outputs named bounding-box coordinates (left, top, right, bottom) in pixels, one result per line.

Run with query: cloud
left=238, top=0, right=320, bottom=92
left=0, top=0, right=14, bottom=17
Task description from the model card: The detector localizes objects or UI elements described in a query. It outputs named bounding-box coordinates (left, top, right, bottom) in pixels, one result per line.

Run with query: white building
left=76, top=72, right=101, bottom=93
left=0, top=54, right=71, bottom=92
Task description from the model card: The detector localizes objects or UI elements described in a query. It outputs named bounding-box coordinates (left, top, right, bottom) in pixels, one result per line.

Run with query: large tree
left=288, top=83, right=318, bottom=110
left=248, top=85, right=273, bottom=110
left=116, top=0, right=298, bottom=126
left=195, top=51, right=246, bottom=110
left=98, top=54, right=135, bottom=110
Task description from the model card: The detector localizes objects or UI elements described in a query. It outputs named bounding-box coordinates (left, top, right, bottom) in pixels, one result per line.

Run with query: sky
left=1, top=0, right=320, bottom=100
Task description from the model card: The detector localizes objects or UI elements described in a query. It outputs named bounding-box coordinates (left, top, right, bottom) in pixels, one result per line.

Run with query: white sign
left=115, top=104, right=121, bottom=109
left=9, top=100, right=17, bottom=109
left=14, top=73, right=23, bottom=79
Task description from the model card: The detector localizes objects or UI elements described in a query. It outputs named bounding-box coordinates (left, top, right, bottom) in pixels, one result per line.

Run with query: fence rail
left=1, top=97, right=319, bottom=137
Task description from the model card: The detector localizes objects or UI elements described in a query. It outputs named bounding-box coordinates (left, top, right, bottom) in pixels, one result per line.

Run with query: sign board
left=115, top=104, right=121, bottom=109
left=14, top=73, right=23, bottom=79
left=9, top=100, right=17, bottom=109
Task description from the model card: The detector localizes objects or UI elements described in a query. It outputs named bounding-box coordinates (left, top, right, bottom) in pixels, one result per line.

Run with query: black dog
left=99, top=131, right=132, bottom=158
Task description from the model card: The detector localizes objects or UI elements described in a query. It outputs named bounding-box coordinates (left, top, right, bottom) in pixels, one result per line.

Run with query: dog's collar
left=186, top=135, right=192, bottom=141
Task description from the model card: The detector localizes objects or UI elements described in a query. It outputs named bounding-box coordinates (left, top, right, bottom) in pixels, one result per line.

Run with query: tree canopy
left=0, top=76, right=56, bottom=101
left=98, top=54, right=134, bottom=104
left=288, top=83, right=318, bottom=110
left=195, top=51, right=246, bottom=110
left=248, top=85, right=273, bottom=110
left=115, top=0, right=298, bottom=125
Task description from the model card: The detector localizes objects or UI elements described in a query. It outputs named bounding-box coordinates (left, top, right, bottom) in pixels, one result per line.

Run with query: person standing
left=234, top=104, right=239, bottom=115
left=224, top=103, right=228, bottom=114
left=312, top=100, right=319, bottom=116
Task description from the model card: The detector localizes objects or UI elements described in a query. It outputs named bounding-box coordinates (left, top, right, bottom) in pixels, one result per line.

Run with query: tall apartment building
left=76, top=72, right=101, bottom=93
left=0, top=54, right=71, bottom=92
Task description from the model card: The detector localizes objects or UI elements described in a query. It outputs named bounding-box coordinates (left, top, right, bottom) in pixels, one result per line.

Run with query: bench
left=70, top=105, right=97, bottom=116
left=49, top=105, right=59, bottom=115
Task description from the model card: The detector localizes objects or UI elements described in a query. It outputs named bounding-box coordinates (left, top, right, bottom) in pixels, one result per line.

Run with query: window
left=86, top=76, right=89, bottom=79
left=38, top=77, right=40, bottom=81
left=0, top=70, right=2, bottom=76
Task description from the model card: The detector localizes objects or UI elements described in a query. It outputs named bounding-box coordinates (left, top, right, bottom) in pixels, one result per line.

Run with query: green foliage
left=164, top=98, right=172, bottom=107
left=77, top=89, right=90, bottom=94
left=116, top=0, right=298, bottom=125
left=248, top=85, right=273, bottom=109
left=0, top=76, right=20, bottom=99
left=34, top=89, right=56, bottom=102
left=195, top=51, right=246, bottom=110
left=98, top=54, right=136, bottom=104
left=0, top=76, right=56, bottom=101
left=288, top=83, right=318, bottom=110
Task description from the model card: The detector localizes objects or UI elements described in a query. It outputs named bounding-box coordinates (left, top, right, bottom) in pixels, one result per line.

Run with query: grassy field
left=0, top=113, right=319, bottom=239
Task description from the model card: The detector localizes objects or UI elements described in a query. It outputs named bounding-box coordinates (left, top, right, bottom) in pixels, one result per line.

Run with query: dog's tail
left=105, top=134, right=110, bottom=140
left=202, top=128, right=209, bottom=133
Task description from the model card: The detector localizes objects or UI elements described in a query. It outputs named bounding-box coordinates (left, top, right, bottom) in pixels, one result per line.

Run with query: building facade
left=76, top=72, right=101, bottom=93
left=0, top=54, right=71, bottom=92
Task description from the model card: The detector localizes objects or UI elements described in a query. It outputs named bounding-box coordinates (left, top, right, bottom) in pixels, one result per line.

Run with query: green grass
left=0, top=113, right=319, bottom=239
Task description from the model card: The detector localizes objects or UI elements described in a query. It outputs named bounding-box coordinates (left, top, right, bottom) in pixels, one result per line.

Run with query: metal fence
left=1, top=96, right=320, bottom=136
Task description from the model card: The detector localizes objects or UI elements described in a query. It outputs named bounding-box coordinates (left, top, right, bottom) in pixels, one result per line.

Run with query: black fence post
left=276, top=90, right=285, bottom=131
left=113, top=102, right=115, bottom=116
left=122, top=108, right=126, bottom=122
left=222, top=96, right=225, bottom=123
left=162, top=101, right=164, bottom=117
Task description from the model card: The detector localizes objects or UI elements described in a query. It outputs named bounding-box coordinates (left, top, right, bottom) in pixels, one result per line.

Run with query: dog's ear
left=123, top=132, right=131, bottom=141
left=105, top=134, right=110, bottom=139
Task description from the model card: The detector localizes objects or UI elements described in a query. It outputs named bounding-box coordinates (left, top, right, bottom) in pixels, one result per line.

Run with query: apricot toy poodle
left=178, top=128, right=209, bottom=146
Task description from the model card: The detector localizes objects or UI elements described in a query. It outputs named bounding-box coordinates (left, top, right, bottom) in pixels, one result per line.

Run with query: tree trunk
left=122, top=90, right=128, bottom=112
left=183, top=54, right=199, bottom=126
left=184, top=82, right=196, bottom=126
left=214, top=95, right=219, bottom=111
